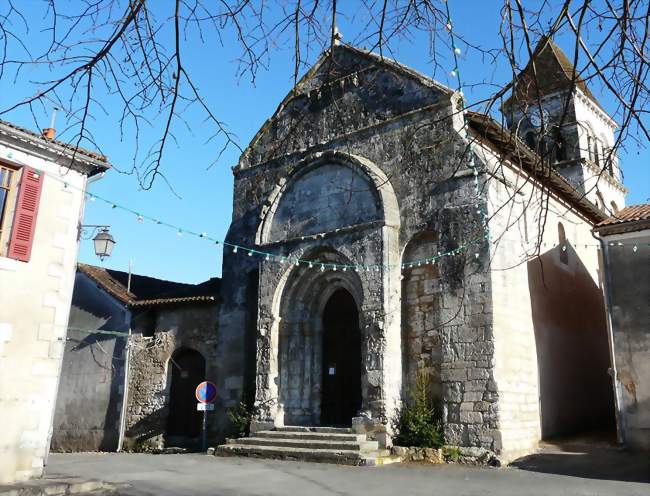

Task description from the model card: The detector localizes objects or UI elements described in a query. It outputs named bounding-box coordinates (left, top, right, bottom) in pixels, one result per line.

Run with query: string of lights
left=27, top=4, right=645, bottom=274
left=44, top=14, right=496, bottom=274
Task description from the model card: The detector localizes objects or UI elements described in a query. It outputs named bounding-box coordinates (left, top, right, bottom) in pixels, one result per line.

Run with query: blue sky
left=2, top=1, right=648, bottom=283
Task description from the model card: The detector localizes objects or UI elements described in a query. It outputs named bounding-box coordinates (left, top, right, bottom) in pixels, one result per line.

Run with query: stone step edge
left=274, top=426, right=352, bottom=434
left=255, top=431, right=367, bottom=441
left=216, top=443, right=373, bottom=465
left=232, top=437, right=379, bottom=451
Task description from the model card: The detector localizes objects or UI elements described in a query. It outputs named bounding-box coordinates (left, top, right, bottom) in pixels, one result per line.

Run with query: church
left=214, top=38, right=625, bottom=462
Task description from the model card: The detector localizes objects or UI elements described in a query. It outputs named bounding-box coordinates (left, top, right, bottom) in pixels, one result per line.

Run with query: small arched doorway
left=320, top=289, right=362, bottom=426
left=166, top=348, right=206, bottom=441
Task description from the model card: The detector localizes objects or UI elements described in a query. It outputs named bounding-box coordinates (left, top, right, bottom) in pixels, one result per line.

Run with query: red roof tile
left=77, top=263, right=220, bottom=306
left=596, top=204, right=650, bottom=228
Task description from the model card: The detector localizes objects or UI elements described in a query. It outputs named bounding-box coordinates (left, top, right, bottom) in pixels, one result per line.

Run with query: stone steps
left=215, top=426, right=401, bottom=466
left=274, top=426, right=352, bottom=434
left=255, top=430, right=366, bottom=442
left=230, top=436, right=379, bottom=451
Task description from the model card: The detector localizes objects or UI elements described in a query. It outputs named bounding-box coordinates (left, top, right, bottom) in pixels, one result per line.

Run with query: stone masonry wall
left=124, top=303, right=219, bottom=450
left=218, top=45, right=500, bottom=451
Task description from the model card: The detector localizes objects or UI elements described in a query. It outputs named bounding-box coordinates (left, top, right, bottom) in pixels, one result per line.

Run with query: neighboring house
left=0, top=123, right=110, bottom=483
left=215, top=38, right=624, bottom=462
left=51, top=263, right=221, bottom=452
left=594, top=205, right=650, bottom=451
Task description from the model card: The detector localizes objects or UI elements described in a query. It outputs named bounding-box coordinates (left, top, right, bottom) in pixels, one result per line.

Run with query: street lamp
left=93, top=228, right=116, bottom=261
left=79, top=224, right=116, bottom=261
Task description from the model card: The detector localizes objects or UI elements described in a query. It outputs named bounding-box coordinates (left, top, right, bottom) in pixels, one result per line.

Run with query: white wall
left=478, top=142, right=611, bottom=460
left=0, top=142, right=87, bottom=483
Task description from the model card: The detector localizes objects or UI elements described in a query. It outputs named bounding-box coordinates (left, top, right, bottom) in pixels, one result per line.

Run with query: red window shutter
left=7, top=166, right=44, bottom=262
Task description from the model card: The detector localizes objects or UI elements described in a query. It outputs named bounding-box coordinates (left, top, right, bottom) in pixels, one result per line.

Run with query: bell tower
left=502, top=37, right=626, bottom=214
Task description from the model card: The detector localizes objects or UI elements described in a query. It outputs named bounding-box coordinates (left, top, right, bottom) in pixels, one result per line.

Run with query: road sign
left=197, top=403, right=215, bottom=411
left=195, top=381, right=217, bottom=404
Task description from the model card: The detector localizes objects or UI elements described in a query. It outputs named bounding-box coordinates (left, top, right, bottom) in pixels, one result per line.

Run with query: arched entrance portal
left=166, top=349, right=206, bottom=441
left=321, top=289, right=362, bottom=426
left=274, top=249, right=367, bottom=427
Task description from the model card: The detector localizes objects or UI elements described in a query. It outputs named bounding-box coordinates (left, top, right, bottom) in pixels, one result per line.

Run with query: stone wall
left=218, top=45, right=497, bottom=451
left=482, top=140, right=615, bottom=460
left=124, top=303, right=219, bottom=450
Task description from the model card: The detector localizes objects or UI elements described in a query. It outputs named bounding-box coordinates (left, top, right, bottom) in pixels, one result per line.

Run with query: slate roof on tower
left=502, top=36, right=604, bottom=111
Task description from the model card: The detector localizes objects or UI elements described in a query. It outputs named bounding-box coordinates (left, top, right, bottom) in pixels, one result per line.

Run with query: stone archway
left=273, top=249, right=365, bottom=426
left=251, top=151, right=403, bottom=433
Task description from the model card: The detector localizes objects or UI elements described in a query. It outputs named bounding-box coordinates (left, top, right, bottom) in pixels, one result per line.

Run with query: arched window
left=593, top=139, right=600, bottom=166
left=553, top=128, right=565, bottom=162
left=524, top=131, right=537, bottom=151
left=558, top=222, right=568, bottom=264
left=596, top=191, right=606, bottom=211
left=610, top=201, right=619, bottom=214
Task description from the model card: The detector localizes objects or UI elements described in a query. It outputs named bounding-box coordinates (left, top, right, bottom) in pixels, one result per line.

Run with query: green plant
left=227, top=401, right=256, bottom=438
left=442, top=445, right=461, bottom=463
left=392, top=370, right=444, bottom=448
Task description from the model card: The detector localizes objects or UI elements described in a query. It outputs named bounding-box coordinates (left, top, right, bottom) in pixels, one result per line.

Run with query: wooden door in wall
left=166, top=349, right=206, bottom=440
left=320, top=289, right=362, bottom=426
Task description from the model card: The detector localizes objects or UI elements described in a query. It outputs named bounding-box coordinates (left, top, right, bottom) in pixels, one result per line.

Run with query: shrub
left=392, top=370, right=444, bottom=448
left=227, top=401, right=256, bottom=438
left=442, top=445, right=461, bottom=462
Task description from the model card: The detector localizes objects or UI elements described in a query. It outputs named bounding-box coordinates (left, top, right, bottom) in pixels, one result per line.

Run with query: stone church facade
left=215, top=41, right=625, bottom=461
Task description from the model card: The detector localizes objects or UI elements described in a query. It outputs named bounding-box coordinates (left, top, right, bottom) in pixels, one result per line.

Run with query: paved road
left=47, top=452, right=649, bottom=496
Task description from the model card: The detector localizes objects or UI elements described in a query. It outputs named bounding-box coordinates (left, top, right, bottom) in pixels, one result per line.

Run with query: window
left=1, top=164, right=43, bottom=262
left=553, top=128, right=565, bottom=162
left=558, top=222, right=568, bottom=264
left=610, top=201, right=619, bottom=214
left=0, top=164, right=19, bottom=254
left=524, top=131, right=536, bottom=150
left=593, top=140, right=600, bottom=166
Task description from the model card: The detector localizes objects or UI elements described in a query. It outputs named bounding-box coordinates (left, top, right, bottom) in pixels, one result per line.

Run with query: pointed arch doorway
left=320, top=288, right=362, bottom=426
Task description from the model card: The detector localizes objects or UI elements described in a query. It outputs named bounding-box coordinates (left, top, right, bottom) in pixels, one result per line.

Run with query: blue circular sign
left=196, top=381, right=217, bottom=403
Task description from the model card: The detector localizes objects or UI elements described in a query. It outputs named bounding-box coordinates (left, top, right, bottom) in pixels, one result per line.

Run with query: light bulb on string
left=454, top=47, right=461, bottom=55
left=247, top=251, right=253, bottom=257
left=320, top=264, right=325, bottom=272
left=137, top=215, right=144, bottom=222
left=265, top=255, right=270, bottom=261
left=177, top=229, right=182, bottom=236
left=233, top=246, right=238, bottom=253
left=450, top=70, right=457, bottom=78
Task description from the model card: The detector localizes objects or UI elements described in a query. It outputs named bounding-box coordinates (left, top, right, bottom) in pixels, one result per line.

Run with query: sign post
left=195, top=381, right=217, bottom=453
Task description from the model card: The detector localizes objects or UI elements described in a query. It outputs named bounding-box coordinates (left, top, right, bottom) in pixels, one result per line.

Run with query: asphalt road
left=47, top=451, right=649, bottom=496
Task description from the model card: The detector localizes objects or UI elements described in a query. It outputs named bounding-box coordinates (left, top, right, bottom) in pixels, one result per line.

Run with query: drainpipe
left=592, top=230, right=626, bottom=446
left=116, top=260, right=133, bottom=451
